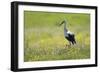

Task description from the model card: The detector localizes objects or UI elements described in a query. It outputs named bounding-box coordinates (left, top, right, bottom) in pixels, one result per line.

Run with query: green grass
left=24, top=11, right=90, bottom=62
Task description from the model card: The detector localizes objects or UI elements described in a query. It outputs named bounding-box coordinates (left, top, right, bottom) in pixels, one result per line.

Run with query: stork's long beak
left=59, top=21, right=64, bottom=26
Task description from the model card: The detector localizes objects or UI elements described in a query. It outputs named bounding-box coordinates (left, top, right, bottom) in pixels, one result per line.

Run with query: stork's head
left=59, top=19, right=67, bottom=26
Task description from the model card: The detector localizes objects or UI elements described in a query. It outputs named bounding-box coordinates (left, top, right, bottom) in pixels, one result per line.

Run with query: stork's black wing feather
left=65, top=33, right=76, bottom=44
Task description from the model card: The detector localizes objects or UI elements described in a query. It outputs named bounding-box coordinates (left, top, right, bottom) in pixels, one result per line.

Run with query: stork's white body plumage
left=64, top=30, right=73, bottom=37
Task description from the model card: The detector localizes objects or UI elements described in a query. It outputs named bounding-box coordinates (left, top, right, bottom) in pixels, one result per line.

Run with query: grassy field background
left=24, top=11, right=90, bottom=62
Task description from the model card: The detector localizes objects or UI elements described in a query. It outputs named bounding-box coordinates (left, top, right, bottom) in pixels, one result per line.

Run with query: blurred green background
left=24, top=11, right=90, bottom=62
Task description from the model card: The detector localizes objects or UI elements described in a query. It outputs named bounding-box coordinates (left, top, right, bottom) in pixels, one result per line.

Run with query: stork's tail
left=72, top=40, right=76, bottom=45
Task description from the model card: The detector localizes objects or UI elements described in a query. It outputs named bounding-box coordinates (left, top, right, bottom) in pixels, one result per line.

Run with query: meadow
left=24, top=11, right=90, bottom=62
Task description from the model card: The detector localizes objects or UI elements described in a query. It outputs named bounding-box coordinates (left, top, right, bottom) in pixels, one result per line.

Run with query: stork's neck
left=64, top=21, right=68, bottom=32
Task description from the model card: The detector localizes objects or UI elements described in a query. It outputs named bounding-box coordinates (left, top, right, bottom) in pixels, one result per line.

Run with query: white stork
left=59, top=19, right=76, bottom=46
